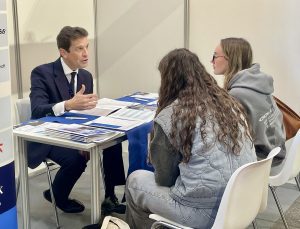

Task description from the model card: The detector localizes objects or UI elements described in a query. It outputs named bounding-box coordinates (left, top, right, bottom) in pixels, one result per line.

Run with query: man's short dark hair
left=56, top=26, right=88, bottom=52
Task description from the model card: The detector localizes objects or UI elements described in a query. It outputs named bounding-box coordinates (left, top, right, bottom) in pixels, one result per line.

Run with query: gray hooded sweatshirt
left=228, top=63, right=286, bottom=160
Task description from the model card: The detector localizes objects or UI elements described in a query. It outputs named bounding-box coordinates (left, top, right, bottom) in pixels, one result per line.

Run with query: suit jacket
left=28, top=58, right=93, bottom=168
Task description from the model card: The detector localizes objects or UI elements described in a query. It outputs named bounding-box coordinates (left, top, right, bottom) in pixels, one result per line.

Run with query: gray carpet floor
left=16, top=146, right=300, bottom=229
left=272, top=193, right=300, bottom=229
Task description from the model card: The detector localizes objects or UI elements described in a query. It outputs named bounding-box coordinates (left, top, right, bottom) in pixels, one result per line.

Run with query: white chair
left=15, top=98, right=61, bottom=228
left=150, top=147, right=281, bottom=229
left=269, top=129, right=300, bottom=229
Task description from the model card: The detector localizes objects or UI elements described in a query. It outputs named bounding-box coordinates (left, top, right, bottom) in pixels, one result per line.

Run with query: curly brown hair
left=156, top=48, right=252, bottom=162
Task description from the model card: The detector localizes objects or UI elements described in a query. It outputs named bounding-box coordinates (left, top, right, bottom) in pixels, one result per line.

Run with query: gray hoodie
left=228, top=63, right=286, bottom=160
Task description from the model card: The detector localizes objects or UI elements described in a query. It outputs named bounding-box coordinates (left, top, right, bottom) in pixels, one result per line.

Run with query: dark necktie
left=69, top=71, right=76, bottom=98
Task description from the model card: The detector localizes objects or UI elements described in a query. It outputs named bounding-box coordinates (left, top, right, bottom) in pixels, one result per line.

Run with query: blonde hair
left=221, top=38, right=253, bottom=90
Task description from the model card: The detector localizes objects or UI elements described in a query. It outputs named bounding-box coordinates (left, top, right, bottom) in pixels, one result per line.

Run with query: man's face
left=60, top=36, right=89, bottom=70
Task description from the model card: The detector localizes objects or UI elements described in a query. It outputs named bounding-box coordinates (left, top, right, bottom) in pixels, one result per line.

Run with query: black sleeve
left=150, top=123, right=181, bottom=187
left=30, top=67, right=56, bottom=119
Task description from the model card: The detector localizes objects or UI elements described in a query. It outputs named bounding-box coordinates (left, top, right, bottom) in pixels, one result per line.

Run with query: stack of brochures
left=44, top=122, right=121, bottom=143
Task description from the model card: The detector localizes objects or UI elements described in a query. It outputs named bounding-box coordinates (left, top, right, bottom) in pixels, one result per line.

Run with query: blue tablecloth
left=117, top=94, right=155, bottom=174
left=39, top=112, right=99, bottom=124
left=117, top=94, right=157, bottom=105
left=126, top=121, right=154, bottom=175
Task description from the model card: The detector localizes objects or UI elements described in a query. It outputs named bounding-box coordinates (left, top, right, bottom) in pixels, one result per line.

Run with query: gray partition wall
left=95, top=0, right=184, bottom=98
left=189, top=0, right=300, bottom=113
left=10, top=0, right=186, bottom=101
left=9, top=0, right=95, bottom=100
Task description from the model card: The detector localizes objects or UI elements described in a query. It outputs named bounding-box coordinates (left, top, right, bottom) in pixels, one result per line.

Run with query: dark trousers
left=103, top=143, right=126, bottom=197
left=48, top=143, right=125, bottom=203
left=48, top=146, right=87, bottom=203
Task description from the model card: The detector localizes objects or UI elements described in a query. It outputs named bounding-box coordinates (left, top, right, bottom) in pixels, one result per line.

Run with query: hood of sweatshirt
left=227, top=63, right=274, bottom=95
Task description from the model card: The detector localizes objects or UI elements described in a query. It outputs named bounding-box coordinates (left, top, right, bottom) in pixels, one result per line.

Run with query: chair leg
left=269, top=185, right=289, bottom=229
left=99, top=152, right=106, bottom=191
left=15, top=176, right=20, bottom=199
left=44, top=161, right=61, bottom=229
left=252, top=219, right=258, bottom=229
left=295, top=174, right=300, bottom=191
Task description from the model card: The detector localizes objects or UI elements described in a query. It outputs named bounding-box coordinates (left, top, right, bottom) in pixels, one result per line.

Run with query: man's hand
left=65, top=84, right=98, bottom=111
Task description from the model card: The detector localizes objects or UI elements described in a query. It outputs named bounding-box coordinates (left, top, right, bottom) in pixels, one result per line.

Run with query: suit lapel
left=53, top=59, right=71, bottom=100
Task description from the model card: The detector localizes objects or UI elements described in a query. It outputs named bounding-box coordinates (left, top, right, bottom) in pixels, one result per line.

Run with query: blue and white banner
left=0, top=0, right=18, bottom=228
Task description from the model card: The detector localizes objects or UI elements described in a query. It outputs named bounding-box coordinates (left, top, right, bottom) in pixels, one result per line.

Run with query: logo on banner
left=0, top=29, right=6, bottom=34
left=0, top=64, right=5, bottom=68
left=0, top=143, right=3, bottom=152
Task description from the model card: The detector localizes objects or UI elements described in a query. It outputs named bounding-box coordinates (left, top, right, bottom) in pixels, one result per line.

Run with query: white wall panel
left=0, top=1, right=17, bottom=226
left=0, top=0, right=5, bottom=11
left=0, top=14, right=7, bottom=46
left=0, top=48, right=9, bottom=82
left=96, top=0, right=184, bottom=98
left=7, top=0, right=95, bottom=96
left=190, top=0, right=300, bottom=112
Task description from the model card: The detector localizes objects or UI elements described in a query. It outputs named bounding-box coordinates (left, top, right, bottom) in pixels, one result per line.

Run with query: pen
left=134, top=98, right=149, bottom=102
left=65, top=117, right=88, bottom=120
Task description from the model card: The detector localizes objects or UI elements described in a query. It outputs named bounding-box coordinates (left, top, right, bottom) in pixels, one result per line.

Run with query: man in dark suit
left=28, top=26, right=125, bottom=214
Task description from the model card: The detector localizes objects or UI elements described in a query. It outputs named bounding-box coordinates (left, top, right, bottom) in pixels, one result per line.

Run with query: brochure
left=131, top=92, right=158, bottom=100
left=70, top=98, right=137, bottom=116
left=109, top=107, right=155, bottom=123
left=44, top=122, right=121, bottom=143
left=86, top=116, right=145, bottom=131
left=14, top=121, right=48, bottom=135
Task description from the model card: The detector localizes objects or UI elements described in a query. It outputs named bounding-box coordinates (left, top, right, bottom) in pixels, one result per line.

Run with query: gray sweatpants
left=125, top=170, right=216, bottom=229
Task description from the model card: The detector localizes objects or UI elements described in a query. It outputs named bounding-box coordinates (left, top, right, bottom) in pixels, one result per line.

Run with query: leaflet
left=131, top=92, right=158, bottom=100
left=14, top=121, right=47, bottom=134
left=109, top=107, right=155, bottom=123
left=70, top=98, right=137, bottom=116
left=86, top=116, right=144, bottom=131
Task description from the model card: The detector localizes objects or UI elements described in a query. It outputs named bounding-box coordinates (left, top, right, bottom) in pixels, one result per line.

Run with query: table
left=14, top=128, right=126, bottom=229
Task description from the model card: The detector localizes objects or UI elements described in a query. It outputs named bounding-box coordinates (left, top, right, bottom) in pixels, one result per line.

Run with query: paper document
left=86, top=116, right=144, bottom=131
left=109, top=107, right=155, bottom=122
left=131, top=92, right=158, bottom=100
left=70, top=98, right=137, bottom=116
left=146, top=100, right=158, bottom=106
left=14, top=121, right=47, bottom=134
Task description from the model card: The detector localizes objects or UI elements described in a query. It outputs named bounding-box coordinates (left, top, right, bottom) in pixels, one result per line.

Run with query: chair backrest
left=269, top=129, right=300, bottom=186
left=15, top=98, right=31, bottom=123
left=211, top=147, right=281, bottom=229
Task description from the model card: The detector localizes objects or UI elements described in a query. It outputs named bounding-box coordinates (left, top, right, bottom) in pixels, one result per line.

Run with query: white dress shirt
left=52, top=58, right=78, bottom=116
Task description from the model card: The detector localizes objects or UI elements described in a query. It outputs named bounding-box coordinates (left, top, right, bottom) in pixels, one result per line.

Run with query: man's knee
left=64, top=152, right=87, bottom=172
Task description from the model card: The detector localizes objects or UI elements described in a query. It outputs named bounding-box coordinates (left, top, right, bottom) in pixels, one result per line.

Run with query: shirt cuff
left=52, top=101, right=65, bottom=116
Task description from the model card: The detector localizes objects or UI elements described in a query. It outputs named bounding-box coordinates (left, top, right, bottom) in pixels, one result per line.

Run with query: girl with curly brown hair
left=125, top=48, right=256, bottom=229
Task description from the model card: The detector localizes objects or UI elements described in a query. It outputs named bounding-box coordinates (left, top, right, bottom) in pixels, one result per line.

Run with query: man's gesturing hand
left=65, top=84, right=98, bottom=111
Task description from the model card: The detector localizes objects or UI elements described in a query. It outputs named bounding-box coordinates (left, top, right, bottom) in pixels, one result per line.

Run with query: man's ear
left=59, top=48, right=67, bottom=58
